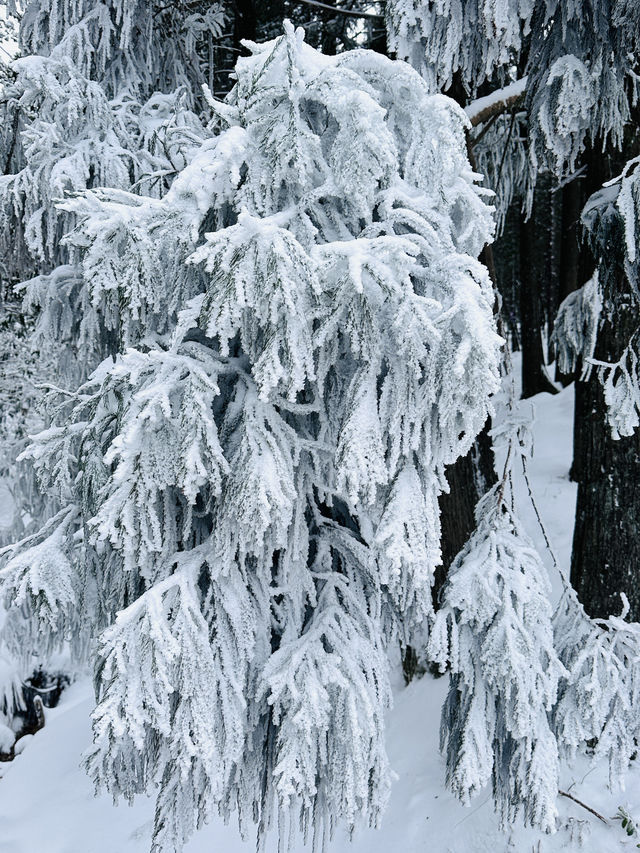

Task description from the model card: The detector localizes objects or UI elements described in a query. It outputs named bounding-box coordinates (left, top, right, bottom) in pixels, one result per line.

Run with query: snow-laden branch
left=465, top=77, right=527, bottom=127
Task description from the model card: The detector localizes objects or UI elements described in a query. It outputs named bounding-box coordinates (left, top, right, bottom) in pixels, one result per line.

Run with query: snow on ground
left=506, top=370, right=578, bottom=604
left=1, top=380, right=639, bottom=853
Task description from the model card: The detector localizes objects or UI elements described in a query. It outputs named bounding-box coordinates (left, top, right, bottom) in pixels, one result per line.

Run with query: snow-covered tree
left=525, top=0, right=640, bottom=185
left=385, top=0, right=532, bottom=231
left=386, top=0, right=640, bottom=650
left=1, top=24, right=501, bottom=850
left=0, top=0, right=224, bottom=558
left=0, top=0, right=221, bottom=552
left=385, top=0, right=532, bottom=95
left=387, top=0, right=640, bottom=216
left=0, top=0, right=218, bottom=287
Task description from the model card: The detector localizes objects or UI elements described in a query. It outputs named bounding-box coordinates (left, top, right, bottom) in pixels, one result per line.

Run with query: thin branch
left=470, top=109, right=503, bottom=147
left=294, top=0, right=383, bottom=20
left=519, top=452, right=571, bottom=589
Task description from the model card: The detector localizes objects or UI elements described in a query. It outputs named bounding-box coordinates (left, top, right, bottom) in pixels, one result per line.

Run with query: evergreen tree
left=429, top=487, right=562, bottom=833
left=0, top=23, right=501, bottom=851
left=386, top=0, right=640, bottom=611
left=2, top=1, right=639, bottom=846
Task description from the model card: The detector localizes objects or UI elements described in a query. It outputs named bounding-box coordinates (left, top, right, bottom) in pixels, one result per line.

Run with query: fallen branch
left=558, top=789, right=610, bottom=825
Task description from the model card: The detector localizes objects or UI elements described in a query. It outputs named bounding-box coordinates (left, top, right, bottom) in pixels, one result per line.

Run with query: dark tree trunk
left=558, top=179, right=582, bottom=306
left=433, top=419, right=497, bottom=606
left=561, top=151, right=607, bottom=477
left=320, top=0, right=337, bottom=55
left=569, top=372, right=588, bottom=483
left=570, top=342, right=640, bottom=621
left=519, top=209, right=558, bottom=398
left=434, top=454, right=477, bottom=605
left=402, top=420, right=497, bottom=682
left=570, top=204, right=640, bottom=621
left=403, top=420, right=496, bottom=683
left=232, top=0, right=256, bottom=53
left=554, top=178, right=582, bottom=385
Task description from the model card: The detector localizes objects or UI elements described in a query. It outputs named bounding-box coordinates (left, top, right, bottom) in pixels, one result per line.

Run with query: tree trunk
left=570, top=237, right=640, bottom=621
left=558, top=179, right=582, bottom=305
left=232, top=0, right=256, bottom=53
left=519, top=209, right=558, bottom=398
left=434, top=419, right=497, bottom=606
left=554, top=178, right=582, bottom=385
left=320, top=0, right=337, bottom=55
left=401, top=420, right=496, bottom=682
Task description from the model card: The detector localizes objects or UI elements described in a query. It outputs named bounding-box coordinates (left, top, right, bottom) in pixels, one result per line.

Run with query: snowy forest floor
left=1, top=369, right=640, bottom=853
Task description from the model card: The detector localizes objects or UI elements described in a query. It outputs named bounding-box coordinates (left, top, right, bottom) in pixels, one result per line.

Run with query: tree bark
left=519, top=208, right=558, bottom=398
left=570, top=218, right=640, bottom=621
left=554, top=178, right=582, bottom=385
left=434, top=419, right=497, bottom=607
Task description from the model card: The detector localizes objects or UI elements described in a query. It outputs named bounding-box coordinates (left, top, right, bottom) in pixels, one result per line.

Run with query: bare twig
left=470, top=109, right=503, bottom=147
